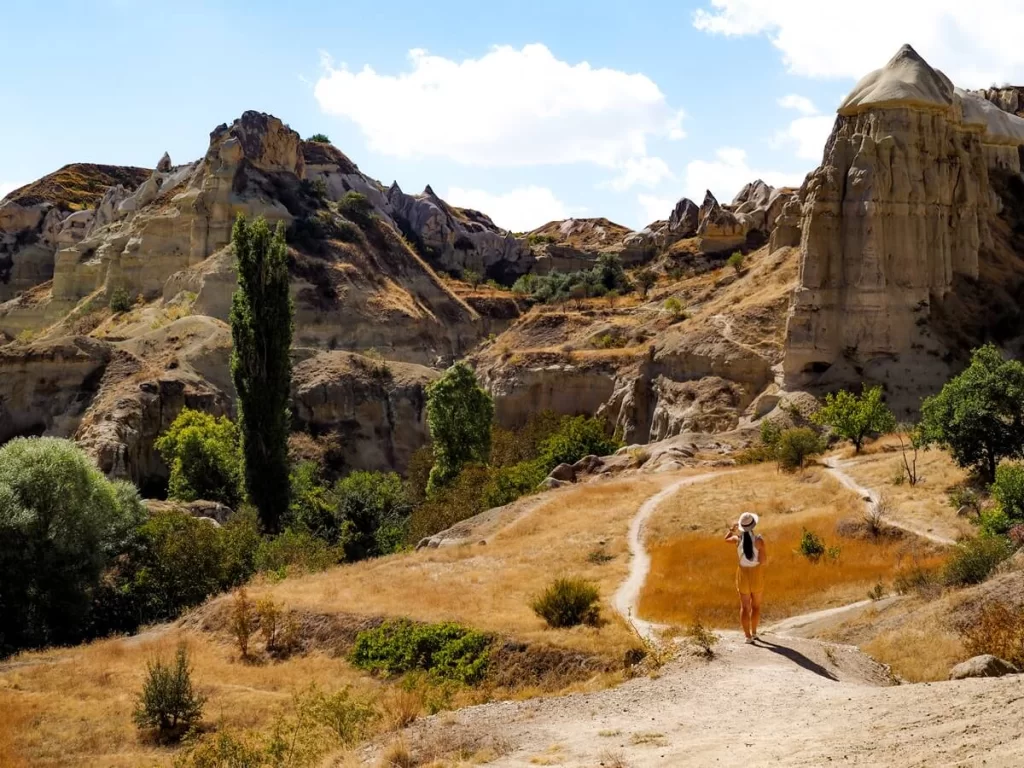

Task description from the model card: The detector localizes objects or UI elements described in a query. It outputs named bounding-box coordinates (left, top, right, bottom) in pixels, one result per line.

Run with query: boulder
left=572, top=454, right=604, bottom=474
left=146, top=499, right=234, bottom=525
left=949, top=655, right=1020, bottom=680
left=668, top=198, right=699, bottom=238
left=538, top=477, right=569, bottom=490
left=548, top=463, right=576, bottom=482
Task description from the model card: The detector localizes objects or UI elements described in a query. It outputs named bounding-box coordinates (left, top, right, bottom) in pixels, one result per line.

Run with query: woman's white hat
left=738, top=512, right=759, bottom=531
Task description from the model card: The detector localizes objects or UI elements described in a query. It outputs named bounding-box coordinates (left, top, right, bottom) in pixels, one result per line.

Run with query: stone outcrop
left=527, top=218, right=648, bottom=274
left=783, top=44, right=1024, bottom=387
left=975, top=86, right=1024, bottom=117
left=291, top=350, right=438, bottom=474
left=949, top=654, right=1020, bottom=680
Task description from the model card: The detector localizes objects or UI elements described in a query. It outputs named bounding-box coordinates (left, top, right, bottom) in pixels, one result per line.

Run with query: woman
left=725, top=512, right=767, bottom=643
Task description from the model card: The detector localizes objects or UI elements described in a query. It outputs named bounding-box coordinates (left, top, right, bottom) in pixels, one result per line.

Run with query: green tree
left=635, top=268, right=657, bottom=299
left=426, top=362, right=493, bottom=495
left=155, top=409, right=242, bottom=507
left=133, top=643, right=206, bottom=740
left=230, top=215, right=294, bottom=533
left=0, top=437, right=145, bottom=653
left=288, top=461, right=337, bottom=540
left=727, top=251, right=744, bottom=274
left=920, top=344, right=1024, bottom=482
left=812, top=385, right=896, bottom=453
left=333, top=470, right=411, bottom=560
left=307, top=133, right=331, bottom=143
left=538, top=415, right=621, bottom=471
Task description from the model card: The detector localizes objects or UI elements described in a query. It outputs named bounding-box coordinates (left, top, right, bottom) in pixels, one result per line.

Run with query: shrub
left=155, top=409, right=242, bottom=508
left=991, top=462, right=1024, bottom=533
left=255, top=528, right=344, bottom=577
left=307, top=133, right=331, bottom=143
left=812, top=386, right=896, bottom=453
left=0, top=437, right=145, bottom=654
left=288, top=460, right=337, bottom=541
left=462, top=269, right=481, bottom=287
left=256, top=597, right=300, bottom=657
left=948, top=484, right=982, bottom=517
left=943, top=536, right=1014, bottom=587
left=405, top=464, right=491, bottom=544
left=109, top=287, right=132, bottom=313
left=306, top=685, right=379, bottom=745
left=509, top=254, right=631, bottom=304
left=685, top=619, right=719, bottom=658
left=867, top=583, right=886, bottom=601
left=538, top=415, right=621, bottom=472
left=664, top=296, right=686, bottom=319
left=893, top=563, right=942, bottom=597
left=775, top=427, right=824, bottom=471
left=481, top=459, right=546, bottom=509
left=351, top=619, right=492, bottom=685
left=798, top=528, right=826, bottom=562
left=230, top=588, right=255, bottom=659
left=960, top=601, right=1024, bottom=668
left=339, top=191, right=375, bottom=226
left=727, top=251, right=744, bottom=274
left=133, top=644, right=206, bottom=741
left=334, top=470, right=412, bottom=560
left=531, top=577, right=601, bottom=628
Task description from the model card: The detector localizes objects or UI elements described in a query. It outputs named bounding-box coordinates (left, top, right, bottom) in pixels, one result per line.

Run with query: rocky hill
left=1, top=44, right=1024, bottom=489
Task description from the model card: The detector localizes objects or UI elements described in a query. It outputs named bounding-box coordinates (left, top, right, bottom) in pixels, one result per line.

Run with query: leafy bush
left=334, top=471, right=411, bottom=560
left=635, top=268, right=657, bottom=298
left=307, top=133, right=331, bottom=143
left=960, top=601, right=1024, bottom=668
left=943, top=536, right=1014, bottom=586
left=538, top=415, right=621, bottom=471
left=481, top=459, right=546, bottom=509
left=489, top=411, right=562, bottom=468
left=511, top=253, right=631, bottom=304
left=156, top=409, right=242, bottom=508
left=405, top=464, right=490, bottom=544
left=255, top=528, right=344, bottom=577
left=288, top=460, right=337, bottom=540
left=133, top=644, right=206, bottom=741
left=798, top=528, right=826, bottom=562
left=893, top=563, right=942, bottom=597
left=812, top=386, right=896, bottom=453
left=109, top=287, right=132, bottom=313
left=339, top=191, right=375, bottom=226
left=991, top=462, right=1024, bottom=533
left=230, top=588, right=255, bottom=659
left=727, top=251, right=744, bottom=274
left=664, top=296, right=686, bottom=319
left=306, top=685, right=379, bottom=745
left=531, top=577, right=601, bottom=628
left=351, top=619, right=492, bottom=685
left=0, top=437, right=145, bottom=654
left=948, top=484, right=982, bottom=517
left=775, top=427, right=824, bottom=470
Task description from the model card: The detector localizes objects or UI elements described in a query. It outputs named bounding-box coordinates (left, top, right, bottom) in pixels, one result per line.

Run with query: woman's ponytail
left=742, top=530, right=755, bottom=561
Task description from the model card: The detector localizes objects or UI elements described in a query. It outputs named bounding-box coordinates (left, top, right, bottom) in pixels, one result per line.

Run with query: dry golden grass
left=640, top=464, right=946, bottom=627
left=838, top=437, right=974, bottom=541
left=642, top=513, right=945, bottom=627
left=250, top=476, right=672, bottom=658
left=0, top=629, right=377, bottom=767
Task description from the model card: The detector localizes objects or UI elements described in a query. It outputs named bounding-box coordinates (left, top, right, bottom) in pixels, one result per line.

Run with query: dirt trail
left=824, top=457, right=956, bottom=546
left=387, top=468, right=1024, bottom=767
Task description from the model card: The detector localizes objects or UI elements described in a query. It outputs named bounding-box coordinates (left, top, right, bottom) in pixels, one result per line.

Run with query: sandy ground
left=377, top=456, right=1024, bottom=767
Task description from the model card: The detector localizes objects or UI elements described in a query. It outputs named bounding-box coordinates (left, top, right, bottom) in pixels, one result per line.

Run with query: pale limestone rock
left=949, top=655, right=1019, bottom=680
left=783, top=44, right=1024, bottom=386
left=696, top=190, right=749, bottom=253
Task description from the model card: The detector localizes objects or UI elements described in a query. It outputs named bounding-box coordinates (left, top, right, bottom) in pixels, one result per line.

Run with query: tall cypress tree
left=229, top=214, right=293, bottom=533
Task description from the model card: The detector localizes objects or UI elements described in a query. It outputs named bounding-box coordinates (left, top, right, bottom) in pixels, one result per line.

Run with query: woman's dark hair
left=742, top=530, right=755, bottom=561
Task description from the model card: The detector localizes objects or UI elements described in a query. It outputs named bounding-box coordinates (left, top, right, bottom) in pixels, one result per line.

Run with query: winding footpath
left=395, top=465, right=1024, bottom=767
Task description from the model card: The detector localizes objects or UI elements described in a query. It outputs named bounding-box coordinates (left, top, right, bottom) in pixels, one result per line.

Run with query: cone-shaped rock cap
left=839, top=44, right=954, bottom=115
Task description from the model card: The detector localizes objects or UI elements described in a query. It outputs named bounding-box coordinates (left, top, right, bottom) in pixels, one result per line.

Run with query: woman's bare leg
left=739, top=594, right=752, bottom=638
left=750, top=592, right=763, bottom=637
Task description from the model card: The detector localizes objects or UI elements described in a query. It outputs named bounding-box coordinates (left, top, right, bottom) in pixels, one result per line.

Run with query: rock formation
left=782, top=44, right=1024, bottom=390
left=526, top=218, right=648, bottom=274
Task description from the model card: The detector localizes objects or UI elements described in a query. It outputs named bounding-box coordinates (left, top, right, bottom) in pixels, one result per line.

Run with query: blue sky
left=3, top=1, right=1023, bottom=230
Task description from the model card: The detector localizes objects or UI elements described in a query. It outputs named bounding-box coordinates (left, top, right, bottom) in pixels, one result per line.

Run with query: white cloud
left=637, top=194, right=676, bottom=225
left=600, top=156, right=674, bottom=192
left=445, top=185, right=573, bottom=232
left=684, top=147, right=806, bottom=203
left=693, top=1, right=1024, bottom=86
left=777, top=94, right=817, bottom=115
left=0, top=181, right=25, bottom=201
left=314, top=44, right=685, bottom=183
left=774, top=114, right=835, bottom=161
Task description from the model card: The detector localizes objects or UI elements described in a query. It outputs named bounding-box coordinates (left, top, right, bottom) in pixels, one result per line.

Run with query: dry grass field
left=639, top=463, right=947, bottom=627
left=0, top=473, right=676, bottom=767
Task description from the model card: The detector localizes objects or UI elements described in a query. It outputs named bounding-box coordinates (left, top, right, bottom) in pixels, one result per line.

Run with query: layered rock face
left=526, top=218, right=649, bottom=274
left=783, top=45, right=1024, bottom=385
left=291, top=351, right=438, bottom=474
